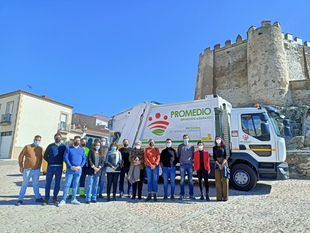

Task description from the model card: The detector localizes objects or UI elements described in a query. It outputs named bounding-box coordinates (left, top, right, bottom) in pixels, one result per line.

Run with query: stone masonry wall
left=287, top=151, right=310, bottom=178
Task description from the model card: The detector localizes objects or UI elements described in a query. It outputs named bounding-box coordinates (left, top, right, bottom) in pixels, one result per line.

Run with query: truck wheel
left=230, top=164, right=257, bottom=191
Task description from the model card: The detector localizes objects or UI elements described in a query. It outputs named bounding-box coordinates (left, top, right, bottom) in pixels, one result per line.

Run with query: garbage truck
left=108, top=95, right=291, bottom=191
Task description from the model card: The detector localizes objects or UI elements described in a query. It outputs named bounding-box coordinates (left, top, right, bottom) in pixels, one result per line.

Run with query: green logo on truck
left=147, top=113, right=170, bottom=136
left=171, top=108, right=211, bottom=118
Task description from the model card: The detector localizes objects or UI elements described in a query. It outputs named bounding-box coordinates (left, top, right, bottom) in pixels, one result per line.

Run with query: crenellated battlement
left=200, top=20, right=310, bottom=56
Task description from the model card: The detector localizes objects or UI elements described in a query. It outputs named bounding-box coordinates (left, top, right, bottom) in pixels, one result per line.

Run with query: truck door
left=239, top=114, right=275, bottom=162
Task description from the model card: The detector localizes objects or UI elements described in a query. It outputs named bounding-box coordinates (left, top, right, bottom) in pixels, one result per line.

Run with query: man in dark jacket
left=160, top=138, right=178, bottom=200
left=42, top=133, right=66, bottom=205
left=119, top=139, right=132, bottom=197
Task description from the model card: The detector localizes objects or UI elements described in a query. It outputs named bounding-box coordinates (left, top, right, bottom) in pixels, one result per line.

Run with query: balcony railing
left=0, top=113, right=11, bottom=125
left=58, top=121, right=70, bottom=131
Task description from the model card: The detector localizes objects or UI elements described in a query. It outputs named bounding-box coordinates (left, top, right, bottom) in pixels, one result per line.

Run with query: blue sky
left=0, top=1, right=309, bottom=117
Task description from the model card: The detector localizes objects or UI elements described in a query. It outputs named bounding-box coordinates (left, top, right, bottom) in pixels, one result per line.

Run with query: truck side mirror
left=283, top=119, right=290, bottom=126
left=261, top=122, right=270, bottom=136
left=260, top=113, right=268, bottom=122
left=284, top=126, right=292, bottom=137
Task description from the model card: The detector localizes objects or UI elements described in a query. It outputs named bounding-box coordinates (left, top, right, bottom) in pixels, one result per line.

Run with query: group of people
left=16, top=133, right=230, bottom=207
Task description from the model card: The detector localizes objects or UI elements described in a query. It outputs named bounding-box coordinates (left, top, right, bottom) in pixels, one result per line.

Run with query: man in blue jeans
left=177, top=134, right=195, bottom=200
left=42, top=133, right=66, bottom=206
left=16, top=135, right=44, bottom=206
left=160, top=138, right=178, bottom=200
left=58, top=136, right=86, bottom=207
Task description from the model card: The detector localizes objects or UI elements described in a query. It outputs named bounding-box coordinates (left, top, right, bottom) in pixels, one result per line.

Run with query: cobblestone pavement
left=0, top=159, right=309, bottom=233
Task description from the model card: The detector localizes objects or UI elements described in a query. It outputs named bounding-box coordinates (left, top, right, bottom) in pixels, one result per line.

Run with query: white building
left=0, top=90, right=73, bottom=159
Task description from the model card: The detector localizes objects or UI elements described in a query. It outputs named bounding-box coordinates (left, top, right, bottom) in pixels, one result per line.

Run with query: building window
left=6, top=102, right=14, bottom=114
left=59, top=113, right=68, bottom=130
left=1, top=131, right=12, bottom=136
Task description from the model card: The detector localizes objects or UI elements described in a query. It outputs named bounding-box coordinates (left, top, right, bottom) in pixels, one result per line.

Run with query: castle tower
left=247, top=21, right=292, bottom=105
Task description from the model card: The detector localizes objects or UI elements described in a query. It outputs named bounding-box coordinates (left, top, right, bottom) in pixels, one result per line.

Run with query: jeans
left=86, top=175, right=100, bottom=202
left=44, top=165, right=63, bottom=201
left=119, top=166, right=132, bottom=195
left=98, top=167, right=106, bottom=195
left=145, top=165, right=159, bottom=192
left=79, top=164, right=87, bottom=188
left=180, top=163, right=194, bottom=196
left=163, top=166, right=176, bottom=197
left=106, top=172, right=120, bottom=198
left=62, top=168, right=82, bottom=201
left=18, top=169, right=42, bottom=201
left=197, top=169, right=209, bottom=195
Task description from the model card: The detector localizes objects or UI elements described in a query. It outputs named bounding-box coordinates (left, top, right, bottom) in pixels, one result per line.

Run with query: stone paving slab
left=0, top=159, right=309, bottom=233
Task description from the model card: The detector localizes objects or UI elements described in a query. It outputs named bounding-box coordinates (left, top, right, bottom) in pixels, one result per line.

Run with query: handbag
left=222, top=165, right=230, bottom=179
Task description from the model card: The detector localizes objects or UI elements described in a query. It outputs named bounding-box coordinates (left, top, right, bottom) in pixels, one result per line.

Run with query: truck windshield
left=267, top=113, right=282, bottom=137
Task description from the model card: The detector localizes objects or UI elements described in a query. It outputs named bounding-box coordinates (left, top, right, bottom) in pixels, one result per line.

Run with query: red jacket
left=194, top=150, right=210, bottom=171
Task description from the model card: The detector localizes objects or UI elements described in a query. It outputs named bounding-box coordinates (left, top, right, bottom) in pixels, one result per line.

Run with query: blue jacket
left=44, top=143, right=66, bottom=165
left=64, top=146, right=86, bottom=169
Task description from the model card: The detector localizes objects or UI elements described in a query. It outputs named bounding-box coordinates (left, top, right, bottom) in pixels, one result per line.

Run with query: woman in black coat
left=85, top=141, right=105, bottom=204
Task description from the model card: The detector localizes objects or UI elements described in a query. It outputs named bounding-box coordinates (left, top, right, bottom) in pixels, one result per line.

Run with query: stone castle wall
left=195, top=20, right=310, bottom=107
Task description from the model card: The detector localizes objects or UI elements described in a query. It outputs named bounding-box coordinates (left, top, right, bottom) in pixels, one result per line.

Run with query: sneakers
left=42, top=200, right=48, bottom=206
left=42, top=200, right=59, bottom=206
left=71, top=199, right=80, bottom=205
left=57, top=200, right=66, bottom=207
left=35, top=198, right=44, bottom=203
left=16, top=200, right=23, bottom=206
left=53, top=200, right=60, bottom=205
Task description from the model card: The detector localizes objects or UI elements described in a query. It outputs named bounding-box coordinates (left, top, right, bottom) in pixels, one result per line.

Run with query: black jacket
left=86, top=150, right=105, bottom=176
left=160, top=147, right=178, bottom=167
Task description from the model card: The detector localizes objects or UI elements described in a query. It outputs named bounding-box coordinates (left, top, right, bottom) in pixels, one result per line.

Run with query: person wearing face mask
left=58, top=136, right=86, bottom=207
left=98, top=137, right=109, bottom=198
left=213, top=136, right=229, bottom=201
left=128, top=140, right=145, bottom=200
left=144, top=139, right=160, bottom=201
left=177, top=134, right=195, bottom=200
left=16, top=135, right=44, bottom=206
left=193, top=141, right=210, bottom=201
left=104, top=142, right=122, bottom=201
left=42, top=133, right=66, bottom=206
left=85, top=141, right=105, bottom=204
left=119, top=139, right=133, bottom=198
left=160, top=138, right=178, bottom=200
left=77, top=138, right=89, bottom=197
